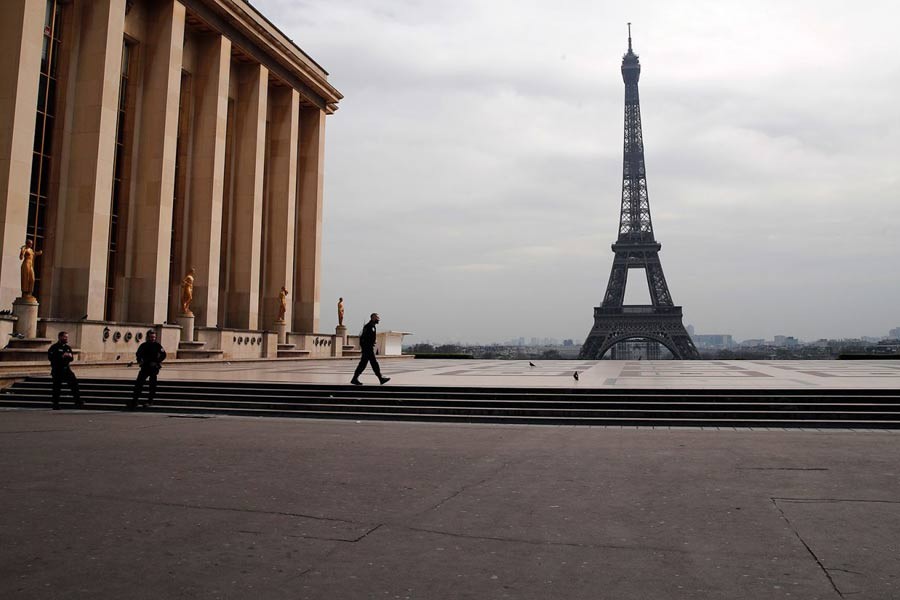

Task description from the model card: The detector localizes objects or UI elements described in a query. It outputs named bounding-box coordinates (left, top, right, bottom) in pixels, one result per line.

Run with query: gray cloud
left=255, top=0, right=900, bottom=342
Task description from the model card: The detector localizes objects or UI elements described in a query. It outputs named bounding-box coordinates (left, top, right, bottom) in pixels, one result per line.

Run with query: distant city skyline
left=254, top=0, right=900, bottom=343
left=411, top=324, right=900, bottom=347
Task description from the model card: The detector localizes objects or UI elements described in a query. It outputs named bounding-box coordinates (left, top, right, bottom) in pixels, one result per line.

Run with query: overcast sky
left=255, top=0, right=899, bottom=344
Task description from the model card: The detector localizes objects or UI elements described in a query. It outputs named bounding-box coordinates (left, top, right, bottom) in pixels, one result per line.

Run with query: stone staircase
left=2, top=377, right=900, bottom=428
left=175, top=340, right=223, bottom=360
left=276, top=343, right=310, bottom=358
left=0, top=337, right=81, bottom=362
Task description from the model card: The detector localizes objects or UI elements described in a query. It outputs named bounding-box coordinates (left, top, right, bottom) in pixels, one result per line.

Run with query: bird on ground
left=9, top=332, right=25, bottom=339
left=573, top=371, right=579, bottom=381
left=528, top=361, right=536, bottom=367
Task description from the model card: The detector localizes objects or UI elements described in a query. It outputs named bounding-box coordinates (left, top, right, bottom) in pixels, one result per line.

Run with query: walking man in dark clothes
left=131, top=330, right=167, bottom=409
left=350, top=313, right=390, bottom=386
left=47, top=331, right=81, bottom=410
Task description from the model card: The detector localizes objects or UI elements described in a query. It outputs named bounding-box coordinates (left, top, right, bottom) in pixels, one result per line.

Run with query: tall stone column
left=125, top=0, right=185, bottom=324
left=186, top=34, right=230, bottom=327
left=0, top=0, right=45, bottom=309
left=223, top=63, right=267, bottom=330
left=294, top=107, right=326, bottom=334
left=50, top=0, right=126, bottom=319
left=260, top=87, right=299, bottom=327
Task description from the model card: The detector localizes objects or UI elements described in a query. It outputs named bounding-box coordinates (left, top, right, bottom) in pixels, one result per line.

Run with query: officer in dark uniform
left=47, top=331, right=82, bottom=410
left=350, top=312, right=390, bottom=386
left=131, top=330, right=167, bottom=409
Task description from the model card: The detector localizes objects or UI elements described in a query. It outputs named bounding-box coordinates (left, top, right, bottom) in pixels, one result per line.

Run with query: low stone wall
left=286, top=332, right=341, bottom=358
left=39, top=319, right=181, bottom=362
left=195, top=327, right=278, bottom=359
left=10, top=318, right=402, bottom=363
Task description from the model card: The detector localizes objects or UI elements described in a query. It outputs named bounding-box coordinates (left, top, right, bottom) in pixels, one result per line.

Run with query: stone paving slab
left=1, top=410, right=898, bottom=598
left=60, top=358, right=900, bottom=390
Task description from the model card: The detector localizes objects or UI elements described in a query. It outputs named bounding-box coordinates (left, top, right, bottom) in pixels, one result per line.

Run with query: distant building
left=890, top=327, right=900, bottom=339
left=692, top=334, right=734, bottom=349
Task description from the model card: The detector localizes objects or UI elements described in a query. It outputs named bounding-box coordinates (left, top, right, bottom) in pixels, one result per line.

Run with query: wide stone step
left=2, top=376, right=899, bottom=428
left=5, top=394, right=900, bottom=419
left=277, top=349, right=310, bottom=358
left=0, top=347, right=81, bottom=362
left=6, top=384, right=900, bottom=411
left=6, top=377, right=900, bottom=403
left=2, top=396, right=899, bottom=428
left=178, top=341, right=207, bottom=349
left=175, top=349, right=224, bottom=359
left=4, top=337, right=54, bottom=348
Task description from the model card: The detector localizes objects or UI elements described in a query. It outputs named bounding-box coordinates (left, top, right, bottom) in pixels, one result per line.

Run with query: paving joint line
left=3, top=487, right=373, bottom=528
left=402, top=525, right=686, bottom=553
left=418, top=458, right=516, bottom=515
left=771, top=498, right=844, bottom=599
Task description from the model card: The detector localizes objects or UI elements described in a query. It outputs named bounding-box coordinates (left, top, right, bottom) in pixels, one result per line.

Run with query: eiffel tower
left=579, top=26, right=699, bottom=360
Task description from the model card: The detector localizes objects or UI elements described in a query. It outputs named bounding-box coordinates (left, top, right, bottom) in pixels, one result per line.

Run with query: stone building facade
left=0, top=0, right=342, bottom=360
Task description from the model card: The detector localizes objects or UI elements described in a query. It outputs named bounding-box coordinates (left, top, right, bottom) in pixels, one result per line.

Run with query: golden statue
left=278, top=286, right=288, bottom=322
left=338, top=297, right=344, bottom=326
left=19, top=239, right=42, bottom=301
left=180, top=268, right=195, bottom=316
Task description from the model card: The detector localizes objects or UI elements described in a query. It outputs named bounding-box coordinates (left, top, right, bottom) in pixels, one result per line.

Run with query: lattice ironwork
left=580, top=26, right=699, bottom=360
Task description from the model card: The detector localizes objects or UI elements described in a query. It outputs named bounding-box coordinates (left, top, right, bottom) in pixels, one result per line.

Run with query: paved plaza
left=73, top=357, right=900, bottom=390
left=2, top=404, right=900, bottom=599
left=2, top=359, right=899, bottom=598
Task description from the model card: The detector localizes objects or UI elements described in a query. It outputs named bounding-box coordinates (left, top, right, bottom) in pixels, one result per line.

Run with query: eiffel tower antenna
left=579, top=28, right=700, bottom=360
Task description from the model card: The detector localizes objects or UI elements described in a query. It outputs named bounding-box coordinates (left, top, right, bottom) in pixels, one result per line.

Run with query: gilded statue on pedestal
left=278, top=286, right=288, bottom=322
left=180, top=268, right=195, bottom=316
left=338, top=297, right=344, bottom=327
left=19, top=239, right=42, bottom=301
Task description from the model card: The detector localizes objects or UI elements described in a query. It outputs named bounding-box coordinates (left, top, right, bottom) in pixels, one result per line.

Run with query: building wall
left=0, top=0, right=341, bottom=348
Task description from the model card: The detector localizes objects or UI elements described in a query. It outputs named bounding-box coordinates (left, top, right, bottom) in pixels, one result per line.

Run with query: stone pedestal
left=335, top=325, right=347, bottom=345
left=12, top=297, right=38, bottom=338
left=275, top=320, right=287, bottom=344
left=176, top=314, right=195, bottom=342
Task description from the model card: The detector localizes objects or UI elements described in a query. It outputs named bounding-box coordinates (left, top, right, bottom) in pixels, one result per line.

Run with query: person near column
left=350, top=313, right=390, bottom=386
left=131, top=330, right=167, bottom=409
left=47, top=331, right=82, bottom=410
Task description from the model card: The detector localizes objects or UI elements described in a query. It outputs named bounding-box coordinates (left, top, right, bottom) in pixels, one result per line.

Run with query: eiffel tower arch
left=579, top=26, right=699, bottom=360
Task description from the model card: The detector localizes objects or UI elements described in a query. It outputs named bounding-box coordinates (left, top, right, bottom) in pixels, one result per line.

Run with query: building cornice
left=184, top=0, right=343, bottom=113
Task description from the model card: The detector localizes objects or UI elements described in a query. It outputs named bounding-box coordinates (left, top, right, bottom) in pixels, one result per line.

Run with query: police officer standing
left=131, top=330, right=167, bottom=410
left=350, top=313, right=391, bottom=386
left=47, top=331, right=81, bottom=410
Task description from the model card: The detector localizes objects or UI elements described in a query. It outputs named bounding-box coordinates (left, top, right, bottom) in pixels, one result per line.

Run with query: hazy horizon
left=254, top=0, right=900, bottom=344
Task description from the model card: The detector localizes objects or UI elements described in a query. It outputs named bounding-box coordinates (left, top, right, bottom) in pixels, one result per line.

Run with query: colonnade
left=0, top=0, right=341, bottom=335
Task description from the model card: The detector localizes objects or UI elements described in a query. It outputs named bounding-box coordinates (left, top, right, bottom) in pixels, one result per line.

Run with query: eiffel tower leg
left=669, top=331, right=700, bottom=359
left=578, top=323, right=613, bottom=359
left=645, top=258, right=673, bottom=307
left=603, top=262, right=628, bottom=306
